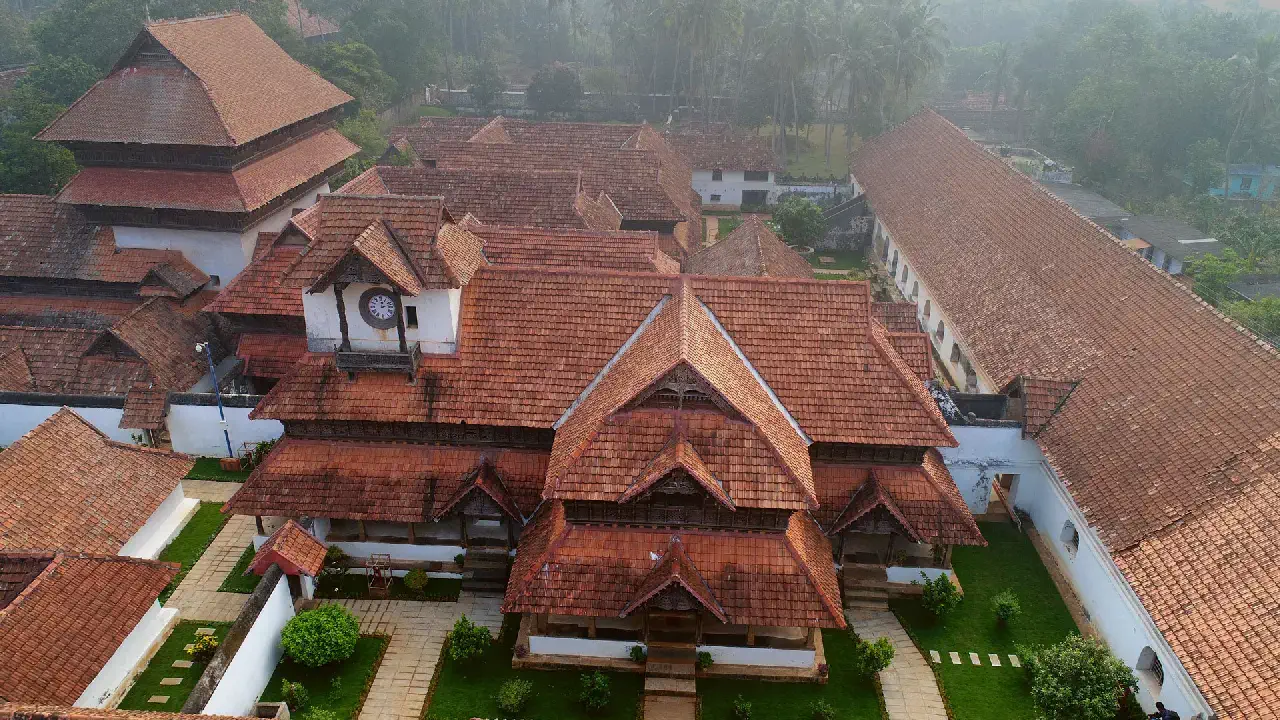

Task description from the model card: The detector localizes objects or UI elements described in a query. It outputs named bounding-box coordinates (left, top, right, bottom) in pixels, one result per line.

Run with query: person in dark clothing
left=1148, top=702, right=1179, bottom=720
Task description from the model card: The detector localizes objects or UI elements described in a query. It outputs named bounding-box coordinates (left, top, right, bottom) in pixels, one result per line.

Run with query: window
left=935, top=320, right=945, bottom=340
left=911, top=281, right=919, bottom=299
left=710, top=194, right=722, bottom=202
left=405, top=305, right=419, bottom=329
left=1137, top=647, right=1164, bottom=689
left=744, top=170, right=769, bottom=182
left=950, top=342, right=961, bottom=363
left=712, top=169, right=723, bottom=181
left=208, top=274, right=220, bottom=288
left=890, top=250, right=899, bottom=273
left=901, top=265, right=909, bottom=283
left=923, top=300, right=931, bottom=319
left=1241, top=176, right=1254, bottom=191
left=1060, top=520, right=1080, bottom=557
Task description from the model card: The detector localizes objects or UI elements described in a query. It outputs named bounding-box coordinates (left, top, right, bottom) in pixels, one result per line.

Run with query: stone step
left=643, top=694, right=697, bottom=720
left=461, top=578, right=506, bottom=593
left=644, top=675, right=696, bottom=697
left=646, top=645, right=696, bottom=664
left=463, top=566, right=509, bottom=580
left=645, top=661, right=695, bottom=679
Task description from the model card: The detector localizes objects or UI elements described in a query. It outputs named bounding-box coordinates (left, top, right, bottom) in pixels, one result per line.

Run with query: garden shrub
left=811, top=699, right=835, bottom=720
left=732, top=694, right=753, bottom=720
left=578, top=670, right=611, bottom=713
left=992, top=588, right=1022, bottom=624
left=771, top=194, right=826, bottom=247
left=403, top=568, right=428, bottom=592
left=629, top=644, right=647, bottom=663
left=696, top=650, right=714, bottom=670
left=320, top=546, right=347, bottom=580
left=1021, top=635, right=1136, bottom=720
left=247, top=438, right=278, bottom=469
left=848, top=630, right=895, bottom=677
left=454, top=553, right=465, bottom=566
left=919, top=571, right=961, bottom=618
left=299, top=709, right=339, bottom=720
left=496, top=678, right=535, bottom=714
left=187, top=634, right=218, bottom=663
left=280, top=679, right=309, bottom=712
left=280, top=604, right=360, bottom=667
left=447, top=614, right=492, bottom=665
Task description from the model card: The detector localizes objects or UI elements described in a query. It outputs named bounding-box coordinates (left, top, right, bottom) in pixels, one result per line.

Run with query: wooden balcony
left=335, top=344, right=421, bottom=374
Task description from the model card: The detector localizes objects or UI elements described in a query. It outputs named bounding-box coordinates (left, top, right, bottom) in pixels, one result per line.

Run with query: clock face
left=367, top=293, right=397, bottom=321
left=357, top=287, right=400, bottom=330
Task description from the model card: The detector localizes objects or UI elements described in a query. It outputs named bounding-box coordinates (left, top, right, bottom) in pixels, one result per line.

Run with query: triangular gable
left=619, top=431, right=735, bottom=509
left=828, top=472, right=922, bottom=541
left=311, top=220, right=424, bottom=295
left=620, top=536, right=728, bottom=622
left=0, top=348, right=34, bottom=392
left=434, top=460, right=523, bottom=521
left=469, top=116, right=512, bottom=144
left=248, top=519, right=327, bottom=577
left=83, top=331, right=140, bottom=359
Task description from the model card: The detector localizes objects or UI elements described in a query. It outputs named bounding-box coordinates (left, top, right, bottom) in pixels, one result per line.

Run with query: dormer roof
left=619, top=431, right=734, bottom=509
left=620, top=535, right=728, bottom=622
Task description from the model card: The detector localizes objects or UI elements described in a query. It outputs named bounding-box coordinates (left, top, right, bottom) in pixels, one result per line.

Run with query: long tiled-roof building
left=853, top=108, right=1280, bottom=720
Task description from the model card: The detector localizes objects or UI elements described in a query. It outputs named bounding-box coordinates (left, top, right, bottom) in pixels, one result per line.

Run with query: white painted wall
left=697, top=644, right=816, bottom=668
left=0, top=404, right=131, bottom=445
left=112, top=184, right=327, bottom=288
left=886, top=566, right=953, bottom=584
left=302, top=283, right=461, bottom=354
left=201, top=574, right=295, bottom=717
left=528, top=635, right=638, bottom=660
left=308, top=517, right=466, bottom=564
left=76, top=602, right=178, bottom=708
left=118, top=485, right=200, bottom=559
left=938, top=425, right=1050, bottom=514
left=691, top=170, right=778, bottom=206
left=166, top=403, right=283, bottom=457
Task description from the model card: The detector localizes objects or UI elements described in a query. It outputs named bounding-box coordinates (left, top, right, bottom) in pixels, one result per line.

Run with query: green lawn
left=758, top=124, right=854, bottom=179
left=425, top=616, right=643, bottom=720
left=118, top=621, right=232, bottom=711
left=699, top=629, right=883, bottom=720
left=260, top=635, right=388, bottom=720
left=184, top=457, right=251, bottom=482
left=218, top=544, right=261, bottom=593
left=810, top=249, right=868, bottom=272
left=890, top=522, right=1079, bottom=720
left=315, top=573, right=461, bottom=602
left=158, top=503, right=230, bottom=604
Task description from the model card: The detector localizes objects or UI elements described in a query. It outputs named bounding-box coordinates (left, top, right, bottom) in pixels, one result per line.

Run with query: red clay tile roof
left=0, top=326, right=150, bottom=395
left=0, top=409, right=192, bottom=553
left=433, top=461, right=524, bottom=521
left=504, top=504, right=845, bottom=628
left=1008, top=377, right=1078, bottom=438
left=812, top=451, right=984, bottom=546
left=616, top=430, right=734, bottom=509
left=854, top=109, right=1280, bottom=719
left=248, top=519, right=326, bottom=577
left=284, top=0, right=339, bottom=38
left=207, top=244, right=305, bottom=317
left=0, top=349, right=33, bottom=392
left=887, top=332, right=934, bottom=382
left=684, top=215, right=813, bottom=278
left=225, top=437, right=547, bottom=522
left=38, top=13, right=351, bottom=147
left=236, top=333, right=308, bottom=379
left=0, top=295, right=142, bottom=323
left=253, top=270, right=954, bottom=449
left=620, top=535, right=728, bottom=622
left=872, top=302, right=922, bottom=333
left=109, top=298, right=216, bottom=390
left=663, top=124, right=783, bottom=172
left=118, top=384, right=169, bottom=430
left=466, top=224, right=680, bottom=274
left=0, top=552, right=176, bottom=705
left=55, top=130, right=357, bottom=213
left=0, top=196, right=207, bottom=295
left=316, top=220, right=425, bottom=295
left=575, top=191, right=624, bottom=231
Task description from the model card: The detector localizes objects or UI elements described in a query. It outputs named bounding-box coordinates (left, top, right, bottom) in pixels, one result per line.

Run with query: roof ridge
left=782, top=516, right=846, bottom=627
left=866, top=320, right=956, bottom=446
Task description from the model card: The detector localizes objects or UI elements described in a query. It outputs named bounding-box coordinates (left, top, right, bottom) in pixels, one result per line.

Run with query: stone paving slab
left=147, top=696, right=169, bottom=704
left=181, top=479, right=242, bottom=503
left=160, top=678, right=183, bottom=686
left=849, top=609, right=947, bottom=720
left=929, top=650, right=941, bottom=664
left=166, top=514, right=256, bottom=622
left=969, top=652, right=980, bottom=665
left=1010, top=655, right=1021, bottom=668
left=949, top=651, right=960, bottom=664
left=172, top=660, right=193, bottom=669
left=644, top=694, right=696, bottom=720
left=988, top=654, right=1001, bottom=667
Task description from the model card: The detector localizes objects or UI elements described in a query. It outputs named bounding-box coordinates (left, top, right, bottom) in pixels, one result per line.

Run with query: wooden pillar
left=588, top=616, right=597, bottom=639
left=459, top=514, right=468, bottom=547
left=255, top=516, right=265, bottom=534
left=334, top=283, right=351, bottom=351
left=805, top=626, right=816, bottom=649
left=406, top=522, right=416, bottom=545
left=884, top=532, right=895, bottom=565
left=696, top=613, right=704, bottom=644
left=746, top=625, right=755, bottom=647
left=357, top=520, right=367, bottom=542
left=943, top=545, right=954, bottom=568
left=393, top=292, right=408, bottom=353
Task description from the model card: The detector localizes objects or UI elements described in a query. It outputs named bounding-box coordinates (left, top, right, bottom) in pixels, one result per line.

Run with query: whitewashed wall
left=938, top=425, right=1050, bottom=514
left=302, top=283, right=461, bottom=354
left=309, top=518, right=465, bottom=564
left=886, top=566, right=953, bottom=584
left=166, top=403, right=283, bottom=457
left=697, top=644, right=815, bottom=668
left=0, top=404, right=130, bottom=445
left=691, top=170, right=778, bottom=206
left=118, top=484, right=200, bottom=559
left=201, top=575, right=294, bottom=717
left=528, top=635, right=637, bottom=660
left=77, top=602, right=177, bottom=707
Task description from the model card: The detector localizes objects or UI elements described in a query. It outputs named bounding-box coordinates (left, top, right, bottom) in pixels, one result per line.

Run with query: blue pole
left=202, top=342, right=234, bottom=458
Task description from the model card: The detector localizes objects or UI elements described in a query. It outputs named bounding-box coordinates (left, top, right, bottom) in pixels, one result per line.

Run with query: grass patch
left=184, top=457, right=251, bottom=482
left=158, top=502, right=229, bottom=604
left=698, top=629, right=883, bottom=720
left=425, top=615, right=643, bottom=720
left=118, top=621, right=232, bottom=711
left=260, top=635, right=388, bottom=720
left=814, top=271, right=868, bottom=281
left=809, top=248, right=868, bottom=272
left=315, top=573, right=461, bottom=602
left=758, top=123, right=855, bottom=179
left=217, top=543, right=260, bottom=593
left=890, top=522, right=1079, bottom=720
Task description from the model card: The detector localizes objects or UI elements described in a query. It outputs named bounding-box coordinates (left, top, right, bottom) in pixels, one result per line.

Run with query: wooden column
left=696, top=613, right=704, bottom=644
left=746, top=625, right=755, bottom=647
left=805, top=626, right=816, bottom=649
left=334, top=283, right=351, bottom=351
left=357, top=520, right=367, bottom=542
left=393, top=292, right=408, bottom=353
left=459, top=514, right=468, bottom=547
left=406, top=522, right=416, bottom=544
left=588, top=617, right=597, bottom=639
left=255, top=516, right=265, bottom=534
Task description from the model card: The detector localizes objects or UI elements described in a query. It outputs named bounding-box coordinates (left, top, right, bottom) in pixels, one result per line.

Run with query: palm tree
left=984, top=43, right=1010, bottom=135
left=669, top=0, right=742, bottom=120
left=1224, top=34, right=1280, bottom=198
left=876, top=0, right=947, bottom=124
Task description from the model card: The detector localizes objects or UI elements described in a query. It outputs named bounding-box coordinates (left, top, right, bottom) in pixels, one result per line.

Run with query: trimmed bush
left=1021, top=635, right=1136, bottom=720
left=848, top=630, right=895, bottom=677
left=732, top=694, right=753, bottom=720
left=403, top=568, right=429, bottom=592
left=298, top=710, right=339, bottom=720
left=280, top=679, right=309, bottom=712
left=992, top=588, right=1022, bottom=624
left=919, top=571, right=961, bottom=618
left=578, top=670, right=611, bottom=714
left=811, top=699, right=835, bottom=720
left=629, top=644, right=647, bottom=663
left=187, top=634, right=218, bottom=663
left=496, top=678, right=534, bottom=714
left=696, top=650, right=714, bottom=670
left=447, top=614, right=492, bottom=665
left=280, top=604, right=360, bottom=668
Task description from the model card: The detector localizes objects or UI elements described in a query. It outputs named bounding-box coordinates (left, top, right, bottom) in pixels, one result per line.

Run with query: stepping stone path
left=931, top=651, right=1024, bottom=668
left=988, top=654, right=1001, bottom=667
left=172, top=660, right=193, bottom=669
left=183, top=644, right=194, bottom=652
left=1010, top=655, right=1021, bottom=668
left=929, top=650, right=941, bottom=663
left=147, top=696, right=169, bottom=704
left=949, top=651, right=961, bottom=664
left=969, top=653, right=981, bottom=665
left=160, top=678, right=183, bottom=686
left=195, top=627, right=215, bottom=636
left=819, top=256, right=836, bottom=265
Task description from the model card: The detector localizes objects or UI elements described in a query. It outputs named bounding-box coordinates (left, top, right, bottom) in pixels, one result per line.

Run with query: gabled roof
left=38, top=13, right=351, bottom=147
left=0, top=408, right=192, bottom=553
left=313, top=220, right=424, bottom=295
left=206, top=243, right=305, bottom=317
left=619, top=432, right=733, bottom=509
left=620, top=535, right=727, bottom=622
left=0, top=552, right=176, bottom=705
left=465, top=224, right=679, bottom=274
left=109, top=298, right=216, bottom=391
left=119, top=384, right=169, bottom=430
left=235, top=333, right=308, bottom=379
left=433, top=461, right=524, bottom=521
left=872, top=302, right=922, bottom=333
left=684, top=215, right=813, bottom=278
left=248, top=520, right=326, bottom=577
left=55, top=130, right=358, bottom=213
left=663, top=124, right=783, bottom=172
left=0, top=325, right=149, bottom=395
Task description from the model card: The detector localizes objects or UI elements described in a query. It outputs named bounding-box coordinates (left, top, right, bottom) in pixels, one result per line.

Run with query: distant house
left=1210, top=164, right=1280, bottom=200
left=683, top=215, right=813, bottom=278
left=664, top=124, right=783, bottom=208
left=1116, top=215, right=1222, bottom=276
left=1228, top=273, right=1280, bottom=302
left=1036, top=181, right=1129, bottom=224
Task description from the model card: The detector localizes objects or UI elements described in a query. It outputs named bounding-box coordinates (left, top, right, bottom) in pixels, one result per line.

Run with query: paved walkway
left=335, top=595, right=503, bottom=720
left=704, top=215, right=720, bottom=246
left=182, top=479, right=242, bottom=503
left=848, top=609, right=947, bottom=720
left=166, top=514, right=256, bottom=622
left=643, top=695, right=696, bottom=720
